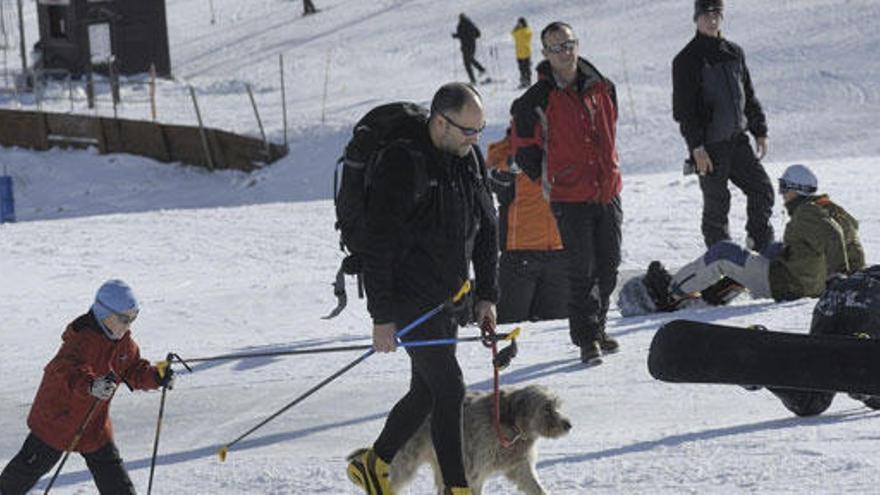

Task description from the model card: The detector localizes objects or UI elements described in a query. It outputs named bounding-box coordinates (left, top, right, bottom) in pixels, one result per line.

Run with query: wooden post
left=67, top=74, right=74, bottom=112
left=321, top=49, right=331, bottom=125
left=246, top=83, right=270, bottom=159
left=279, top=54, right=287, bottom=148
left=149, top=63, right=157, bottom=121
left=188, top=85, right=214, bottom=170
left=15, top=0, right=27, bottom=86
left=620, top=46, right=638, bottom=133
left=86, top=68, right=95, bottom=110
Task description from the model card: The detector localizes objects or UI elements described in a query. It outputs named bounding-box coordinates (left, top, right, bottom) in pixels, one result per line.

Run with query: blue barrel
left=0, top=175, right=15, bottom=223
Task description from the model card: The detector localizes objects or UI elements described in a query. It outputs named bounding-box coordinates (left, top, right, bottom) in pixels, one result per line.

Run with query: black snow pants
left=372, top=305, right=467, bottom=488
left=700, top=132, right=774, bottom=252
left=516, top=58, right=531, bottom=87
left=0, top=433, right=136, bottom=495
left=497, top=250, right=569, bottom=324
left=461, top=46, right=485, bottom=84
left=551, top=196, right=623, bottom=347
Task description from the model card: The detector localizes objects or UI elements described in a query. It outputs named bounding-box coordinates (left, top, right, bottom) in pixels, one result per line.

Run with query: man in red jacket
left=0, top=280, right=174, bottom=495
left=511, top=21, right=623, bottom=364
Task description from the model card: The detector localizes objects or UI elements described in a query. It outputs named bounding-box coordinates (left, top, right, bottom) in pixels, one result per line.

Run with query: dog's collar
left=504, top=425, right=524, bottom=446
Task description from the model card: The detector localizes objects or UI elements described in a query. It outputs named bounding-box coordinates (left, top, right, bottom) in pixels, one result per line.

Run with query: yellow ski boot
left=346, top=448, right=393, bottom=495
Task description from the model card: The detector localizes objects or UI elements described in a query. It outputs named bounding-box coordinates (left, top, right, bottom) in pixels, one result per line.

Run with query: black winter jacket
left=363, top=125, right=499, bottom=324
left=454, top=16, right=481, bottom=53
left=672, top=31, right=767, bottom=151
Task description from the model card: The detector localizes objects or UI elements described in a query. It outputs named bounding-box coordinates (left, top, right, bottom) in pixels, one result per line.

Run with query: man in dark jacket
left=672, top=0, right=775, bottom=252
left=346, top=83, right=498, bottom=495
left=664, top=164, right=864, bottom=307
left=510, top=21, right=623, bottom=364
left=453, top=13, right=486, bottom=85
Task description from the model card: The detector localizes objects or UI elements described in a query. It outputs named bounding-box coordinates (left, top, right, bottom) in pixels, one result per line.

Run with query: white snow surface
left=1, top=0, right=880, bottom=493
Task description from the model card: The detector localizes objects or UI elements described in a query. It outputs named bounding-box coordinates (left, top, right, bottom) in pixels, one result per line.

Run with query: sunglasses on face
left=115, top=310, right=138, bottom=325
left=544, top=39, right=578, bottom=54
left=441, top=112, right=486, bottom=136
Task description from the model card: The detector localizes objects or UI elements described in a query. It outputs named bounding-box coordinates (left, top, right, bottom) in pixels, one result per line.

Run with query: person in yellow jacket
left=511, top=17, right=532, bottom=89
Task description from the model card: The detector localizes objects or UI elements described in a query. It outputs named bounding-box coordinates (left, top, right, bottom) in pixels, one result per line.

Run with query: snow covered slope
left=1, top=0, right=880, bottom=493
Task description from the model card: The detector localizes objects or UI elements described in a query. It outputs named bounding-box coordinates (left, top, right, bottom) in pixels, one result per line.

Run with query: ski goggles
left=95, top=298, right=139, bottom=325
left=777, top=178, right=817, bottom=195
left=544, top=39, right=578, bottom=54
left=440, top=112, right=486, bottom=136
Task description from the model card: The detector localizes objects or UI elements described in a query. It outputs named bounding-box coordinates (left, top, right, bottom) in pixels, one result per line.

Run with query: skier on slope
left=345, top=83, right=498, bottom=495
left=453, top=13, right=487, bottom=85
left=651, top=164, right=864, bottom=310
left=0, top=280, right=175, bottom=495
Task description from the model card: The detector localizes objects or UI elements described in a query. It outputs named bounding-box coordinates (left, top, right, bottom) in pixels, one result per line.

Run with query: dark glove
left=155, top=366, right=175, bottom=390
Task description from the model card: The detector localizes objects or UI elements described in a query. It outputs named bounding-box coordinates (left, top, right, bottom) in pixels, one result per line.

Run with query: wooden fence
left=0, top=109, right=287, bottom=172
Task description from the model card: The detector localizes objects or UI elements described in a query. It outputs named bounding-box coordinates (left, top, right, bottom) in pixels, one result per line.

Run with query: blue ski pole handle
left=391, top=280, right=471, bottom=342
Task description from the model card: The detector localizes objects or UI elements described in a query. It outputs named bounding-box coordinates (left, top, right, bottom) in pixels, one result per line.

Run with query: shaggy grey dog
left=388, top=384, right=571, bottom=494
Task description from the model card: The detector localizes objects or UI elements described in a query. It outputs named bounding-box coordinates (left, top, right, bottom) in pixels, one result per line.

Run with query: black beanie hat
left=694, top=0, right=724, bottom=21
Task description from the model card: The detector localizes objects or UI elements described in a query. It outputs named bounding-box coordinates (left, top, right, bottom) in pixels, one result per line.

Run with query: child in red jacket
left=0, top=280, right=174, bottom=495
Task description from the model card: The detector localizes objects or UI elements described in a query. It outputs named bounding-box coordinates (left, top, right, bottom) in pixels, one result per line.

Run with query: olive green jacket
left=768, top=194, right=864, bottom=301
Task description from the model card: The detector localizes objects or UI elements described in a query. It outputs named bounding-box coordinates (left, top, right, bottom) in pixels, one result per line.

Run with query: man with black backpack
left=346, top=83, right=498, bottom=495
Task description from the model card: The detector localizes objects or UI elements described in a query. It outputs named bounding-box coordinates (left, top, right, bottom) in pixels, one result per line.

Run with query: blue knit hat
left=92, top=279, right=140, bottom=322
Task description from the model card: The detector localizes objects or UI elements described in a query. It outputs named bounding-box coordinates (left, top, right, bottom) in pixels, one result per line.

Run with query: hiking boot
left=597, top=332, right=619, bottom=354
left=644, top=261, right=678, bottom=311
left=346, top=448, right=393, bottom=495
left=445, top=488, right=473, bottom=495
left=580, top=341, right=602, bottom=365
left=701, top=277, right=745, bottom=306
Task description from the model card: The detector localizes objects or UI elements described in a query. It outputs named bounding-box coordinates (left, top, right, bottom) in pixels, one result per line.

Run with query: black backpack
left=324, top=102, right=430, bottom=319
left=811, top=265, right=880, bottom=338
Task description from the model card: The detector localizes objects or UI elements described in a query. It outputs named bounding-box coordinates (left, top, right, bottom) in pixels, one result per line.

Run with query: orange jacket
left=487, top=136, right=563, bottom=251
left=27, top=313, right=160, bottom=453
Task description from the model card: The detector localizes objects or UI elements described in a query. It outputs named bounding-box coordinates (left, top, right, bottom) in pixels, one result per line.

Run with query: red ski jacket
left=510, top=58, right=622, bottom=203
left=27, top=313, right=160, bottom=453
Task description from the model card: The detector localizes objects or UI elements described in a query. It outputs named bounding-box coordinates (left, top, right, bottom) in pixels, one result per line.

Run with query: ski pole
left=44, top=372, right=121, bottom=494
left=184, top=331, right=514, bottom=363
left=147, top=353, right=191, bottom=495
left=216, top=281, right=471, bottom=461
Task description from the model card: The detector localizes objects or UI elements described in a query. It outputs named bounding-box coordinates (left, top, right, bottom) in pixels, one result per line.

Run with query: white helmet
left=778, top=164, right=817, bottom=196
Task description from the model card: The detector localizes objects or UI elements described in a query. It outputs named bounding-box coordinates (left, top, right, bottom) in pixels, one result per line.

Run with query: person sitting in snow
left=652, top=164, right=864, bottom=309
left=0, top=280, right=174, bottom=495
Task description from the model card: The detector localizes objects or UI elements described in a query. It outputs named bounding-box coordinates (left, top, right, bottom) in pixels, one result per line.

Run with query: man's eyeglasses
left=440, top=112, right=486, bottom=137
left=544, top=39, right=578, bottom=54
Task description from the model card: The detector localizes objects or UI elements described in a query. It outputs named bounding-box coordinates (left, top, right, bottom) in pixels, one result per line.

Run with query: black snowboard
left=648, top=319, right=880, bottom=395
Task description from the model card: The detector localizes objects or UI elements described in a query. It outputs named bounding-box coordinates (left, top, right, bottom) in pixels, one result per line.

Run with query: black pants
left=551, top=196, right=623, bottom=346
left=0, top=433, right=135, bottom=495
left=700, top=133, right=774, bottom=252
left=373, top=306, right=467, bottom=487
left=497, top=250, right=569, bottom=324
left=461, top=48, right=485, bottom=84
left=516, top=58, right=531, bottom=87
left=302, top=0, right=317, bottom=14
